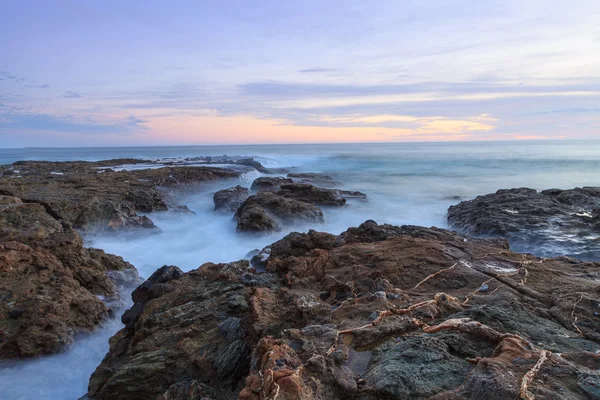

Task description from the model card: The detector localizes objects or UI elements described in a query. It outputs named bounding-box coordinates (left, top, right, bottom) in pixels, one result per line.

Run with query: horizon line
left=0, top=137, right=594, bottom=150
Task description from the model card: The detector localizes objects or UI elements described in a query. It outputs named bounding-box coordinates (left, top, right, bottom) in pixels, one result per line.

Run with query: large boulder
left=447, top=187, right=600, bottom=259
left=0, top=197, right=139, bottom=359
left=234, top=191, right=324, bottom=233
left=87, top=221, right=600, bottom=400
left=213, top=185, right=250, bottom=213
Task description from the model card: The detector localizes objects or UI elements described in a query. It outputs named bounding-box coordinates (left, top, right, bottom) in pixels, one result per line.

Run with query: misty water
left=1, top=141, right=600, bottom=399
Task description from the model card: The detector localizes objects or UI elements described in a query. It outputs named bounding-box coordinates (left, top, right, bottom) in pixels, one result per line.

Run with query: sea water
left=0, top=140, right=599, bottom=399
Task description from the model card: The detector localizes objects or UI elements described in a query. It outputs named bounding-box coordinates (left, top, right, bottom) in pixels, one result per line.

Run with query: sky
left=1, top=0, right=599, bottom=147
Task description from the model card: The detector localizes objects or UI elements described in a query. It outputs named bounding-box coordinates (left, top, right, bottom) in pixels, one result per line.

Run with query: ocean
left=1, top=140, right=599, bottom=399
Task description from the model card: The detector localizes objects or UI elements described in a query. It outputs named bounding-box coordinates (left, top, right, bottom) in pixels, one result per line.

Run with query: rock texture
left=235, top=191, right=324, bottom=233
left=88, top=221, right=600, bottom=400
left=250, top=177, right=293, bottom=192
left=277, top=183, right=347, bottom=206
left=0, top=195, right=138, bottom=359
left=448, top=187, right=600, bottom=260
left=0, top=160, right=240, bottom=232
left=287, top=172, right=341, bottom=186
left=213, top=186, right=251, bottom=213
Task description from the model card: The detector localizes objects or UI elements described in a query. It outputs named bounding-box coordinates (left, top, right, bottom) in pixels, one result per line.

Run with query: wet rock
left=88, top=221, right=600, bottom=400
left=88, top=261, right=256, bottom=400
left=234, top=191, right=324, bottom=233
left=287, top=172, right=341, bottom=186
left=447, top=186, right=600, bottom=259
left=338, top=189, right=368, bottom=200
left=0, top=200, right=138, bottom=359
left=131, top=265, right=183, bottom=303
left=213, top=185, right=250, bottom=213
left=250, top=176, right=293, bottom=192
left=277, top=183, right=346, bottom=206
left=361, top=337, right=471, bottom=398
left=0, top=160, right=240, bottom=233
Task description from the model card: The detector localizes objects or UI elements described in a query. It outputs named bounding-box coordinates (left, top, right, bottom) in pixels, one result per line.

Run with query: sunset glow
left=1, top=0, right=599, bottom=147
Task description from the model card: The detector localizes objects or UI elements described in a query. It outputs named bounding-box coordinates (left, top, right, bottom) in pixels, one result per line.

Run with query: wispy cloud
left=0, top=71, right=25, bottom=83
left=527, top=107, right=600, bottom=115
left=24, top=84, right=50, bottom=89
left=0, top=112, right=147, bottom=134
left=298, top=68, right=337, bottom=73
left=63, top=91, right=82, bottom=98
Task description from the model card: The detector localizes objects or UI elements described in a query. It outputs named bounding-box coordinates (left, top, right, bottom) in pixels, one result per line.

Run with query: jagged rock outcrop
left=234, top=191, right=324, bottom=233
left=447, top=187, right=600, bottom=259
left=0, top=160, right=240, bottom=232
left=0, top=196, right=139, bottom=359
left=213, top=185, right=251, bottom=213
left=88, top=221, right=600, bottom=400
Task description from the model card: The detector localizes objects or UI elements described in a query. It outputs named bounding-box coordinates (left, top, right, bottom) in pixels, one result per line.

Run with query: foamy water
left=1, top=141, right=599, bottom=399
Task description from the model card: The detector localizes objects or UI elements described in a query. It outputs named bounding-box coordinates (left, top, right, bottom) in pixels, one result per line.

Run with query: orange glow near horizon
left=141, top=112, right=497, bottom=144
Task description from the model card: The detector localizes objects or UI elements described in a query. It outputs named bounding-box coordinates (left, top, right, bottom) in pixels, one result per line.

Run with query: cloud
left=0, top=71, right=25, bottom=83
left=240, top=81, right=600, bottom=98
left=527, top=107, right=600, bottom=115
left=24, top=84, right=50, bottom=89
left=63, top=91, right=82, bottom=98
left=0, top=112, right=147, bottom=134
left=298, top=68, right=337, bottom=73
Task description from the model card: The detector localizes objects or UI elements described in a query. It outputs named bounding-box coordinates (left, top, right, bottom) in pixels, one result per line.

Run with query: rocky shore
left=0, top=195, right=138, bottom=358
left=88, top=221, right=599, bottom=399
left=448, top=187, right=600, bottom=260
left=1, top=157, right=599, bottom=400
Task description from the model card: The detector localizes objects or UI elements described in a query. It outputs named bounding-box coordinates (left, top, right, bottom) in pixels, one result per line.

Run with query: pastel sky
left=1, top=0, right=599, bottom=147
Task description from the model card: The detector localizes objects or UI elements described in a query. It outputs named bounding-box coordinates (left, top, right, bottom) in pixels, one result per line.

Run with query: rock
left=87, top=221, right=600, bottom=400
left=447, top=187, right=600, bottom=259
left=277, top=183, right=346, bottom=206
left=250, top=176, right=293, bottom=192
left=236, top=158, right=269, bottom=173
left=88, top=261, right=259, bottom=400
left=234, top=191, right=324, bottom=233
left=0, top=200, right=139, bottom=359
left=287, top=172, right=341, bottom=186
left=0, top=160, right=241, bottom=233
left=338, top=189, right=368, bottom=200
left=213, top=185, right=250, bottom=213
left=131, top=265, right=183, bottom=303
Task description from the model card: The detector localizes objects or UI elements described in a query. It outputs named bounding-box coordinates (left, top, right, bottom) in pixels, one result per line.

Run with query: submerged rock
left=0, top=197, right=138, bottom=359
left=87, top=221, right=600, bottom=400
left=213, top=185, right=250, bottom=213
left=447, top=187, right=600, bottom=259
left=234, top=191, right=324, bottom=233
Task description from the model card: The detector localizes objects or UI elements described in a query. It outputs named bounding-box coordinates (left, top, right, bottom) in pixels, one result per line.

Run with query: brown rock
left=234, top=191, right=324, bottom=233
left=213, top=185, right=250, bottom=213
left=0, top=160, right=240, bottom=232
left=0, top=199, right=138, bottom=359
left=87, top=221, right=600, bottom=399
